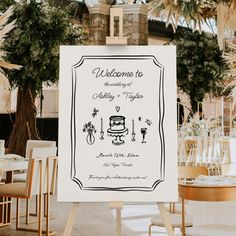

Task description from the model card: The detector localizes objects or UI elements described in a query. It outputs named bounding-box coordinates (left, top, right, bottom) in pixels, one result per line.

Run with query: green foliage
left=0, top=0, right=15, bottom=12
left=47, top=0, right=87, bottom=20
left=173, top=28, right=230, bottom=112
left=64, top=2, right=87, bottom=19
left=47, top=0, right=69, bottom=8
left=4, top=1, right=87, bottom=91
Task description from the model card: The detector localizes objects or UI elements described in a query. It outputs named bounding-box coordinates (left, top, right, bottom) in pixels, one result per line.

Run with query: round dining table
left=179, top=182, right=236, bottom=236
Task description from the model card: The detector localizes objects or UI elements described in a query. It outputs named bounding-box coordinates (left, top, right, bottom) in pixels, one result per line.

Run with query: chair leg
left=16, top=198, right=20, bottom=229
left=44, top=194, right=47, bottom=218
left=26, top=199, right=29, bottom=224
left=26, top=196, right=41, bottom=225
left=46, top=193, right=50, bottom=236
left=35, top=195, right=38, bottom=216
left=38, top=160, right=43, bottom=236
left=38, top=193, right=42, bottom=236
left=148, top=224, right=153, bottom=236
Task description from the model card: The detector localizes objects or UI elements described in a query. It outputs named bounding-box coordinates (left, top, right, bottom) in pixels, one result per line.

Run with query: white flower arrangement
left=182, top=115, right=208, bottom=137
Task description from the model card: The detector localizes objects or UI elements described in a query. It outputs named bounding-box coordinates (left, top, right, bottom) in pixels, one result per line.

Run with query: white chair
left=0, top=139, right=5, bottom=155
left=0, top=146, right=57, bottom=235
left=25, top=140, right=57, bottom=160
left=148, top=166, right=209, bottom=236
left=13, top=140, right=56, bottom=182
left=186, top=224, right=236, bottom=236
left=0, top=168, right=3, bottom=182
left=13, top=140, right=57, bottom=223
left=221, top=164, right=236, bottom=176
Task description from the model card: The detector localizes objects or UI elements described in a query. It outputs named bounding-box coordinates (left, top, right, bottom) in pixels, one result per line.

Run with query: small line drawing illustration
left=83, top=122, right=96, bottom=145
left=138, top=116, right=142, bottom=121
left=100, top=118, right=104, bottom=140
left=141, top=128, right=147, bottom=143
left=131, top=119, right=136, bottom=142
left=145, top=119, right=152, bottom=126
left=92, top=108, right=99, bottom=118
left=115, top=106, right=120, bottom=113
left=107, top=115, right=128, bottom=145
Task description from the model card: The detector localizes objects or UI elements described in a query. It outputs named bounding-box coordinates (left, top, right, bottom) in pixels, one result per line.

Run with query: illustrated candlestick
left=100, top=118, right=104, bottom=140
left=131, top=119, right=136, bottom=142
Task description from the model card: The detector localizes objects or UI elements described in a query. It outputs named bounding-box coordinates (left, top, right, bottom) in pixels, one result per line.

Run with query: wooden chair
left=178, top=166, right=208, bottom=179
left=219, top=139, right=230, bottom=164
left=0, top=146, right=57, bottom=235
left=13, top=140, right=56, bottom=223
left=148, top=166, right=209, bottom=236
left=185, top=139, right=197, bottom=166
left=221, top=163, right=236, bottom=176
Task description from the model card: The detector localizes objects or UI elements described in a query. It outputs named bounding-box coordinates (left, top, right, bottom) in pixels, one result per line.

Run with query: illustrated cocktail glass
left=141, top=128, right=147, bottom=143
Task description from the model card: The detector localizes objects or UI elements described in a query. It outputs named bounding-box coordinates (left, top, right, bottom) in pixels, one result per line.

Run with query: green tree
left=0, top=0, right=15, bottom=12
left=0, top=6, right=21, bottom=80
left=4, top=1, right=86, bottom=155
left=173, top=29, right=230, bottom=113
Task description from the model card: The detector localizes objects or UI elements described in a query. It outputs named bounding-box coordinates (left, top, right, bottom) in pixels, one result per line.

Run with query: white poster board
left=58, top=46, right=178, bottom=202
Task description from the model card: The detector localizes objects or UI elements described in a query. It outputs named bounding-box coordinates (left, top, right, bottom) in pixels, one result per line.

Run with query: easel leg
left=63, top=203, right=79, bottom=236
left=116, top=207, right=122, bottom=236
left=109, top=201, right=123, bottom=236
left=157, top=203, right=175, bottom=236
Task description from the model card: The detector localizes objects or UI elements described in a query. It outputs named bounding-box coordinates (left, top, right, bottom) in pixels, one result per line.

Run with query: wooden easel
left=106, top=8, right=127, bottom=45
left=63, top=202, right=175, bottom=236
left=63, top=6, right=175, bottom=236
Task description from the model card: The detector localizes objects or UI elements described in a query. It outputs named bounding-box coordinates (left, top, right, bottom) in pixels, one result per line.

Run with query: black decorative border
left=70, top=55, right=165, bottom=192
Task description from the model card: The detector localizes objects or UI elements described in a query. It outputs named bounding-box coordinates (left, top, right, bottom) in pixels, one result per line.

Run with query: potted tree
left=4, top=1, right=87, bottom=156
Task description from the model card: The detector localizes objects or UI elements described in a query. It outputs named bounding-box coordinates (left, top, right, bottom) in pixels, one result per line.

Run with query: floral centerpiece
left=181, top=115, right=208, bottom=137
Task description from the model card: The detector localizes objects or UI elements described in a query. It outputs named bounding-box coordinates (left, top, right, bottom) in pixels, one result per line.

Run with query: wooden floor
left=0, top=195, right=180, bottom=236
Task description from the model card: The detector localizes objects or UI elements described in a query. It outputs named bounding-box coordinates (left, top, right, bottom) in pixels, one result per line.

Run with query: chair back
left=25, top=140, right=56, bottom=159
left=221, top=164, right=236, bottom=176
left=185, top=139, right=197, bottom=166
left=25, top=146, right=57, bottom=197
left=0, top=139, right=5, bottom=155
left=0, top=168, right=3, bottom=181
left=178, top=166, right=208, bottom=179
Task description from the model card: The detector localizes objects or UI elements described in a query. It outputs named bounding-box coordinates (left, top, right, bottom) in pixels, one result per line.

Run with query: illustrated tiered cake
left=109, top=116, right=126, bottom=131
left=107, top=115, right=128, bottom=145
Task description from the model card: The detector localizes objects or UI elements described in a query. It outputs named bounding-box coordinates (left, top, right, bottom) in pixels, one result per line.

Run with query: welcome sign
left=58, top=46, right=178, bottom=202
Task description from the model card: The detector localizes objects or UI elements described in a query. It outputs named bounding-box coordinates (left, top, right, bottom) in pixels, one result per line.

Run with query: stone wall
left=87, top=4, right=110, bottom=45
left=89, top=13, right=110, bottom=45
left=87, top=3, right=148, bottom=45
left=112, top=4, right=148, bottom=45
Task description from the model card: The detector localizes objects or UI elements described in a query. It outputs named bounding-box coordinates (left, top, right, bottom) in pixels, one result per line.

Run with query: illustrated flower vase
left=86, top=128, right=95, bottom=145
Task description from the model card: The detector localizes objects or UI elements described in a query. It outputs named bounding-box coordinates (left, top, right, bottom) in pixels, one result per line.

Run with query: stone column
left=112, top=4, right=148, bottom=45
left=87, top=2, right=111, bottom=45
